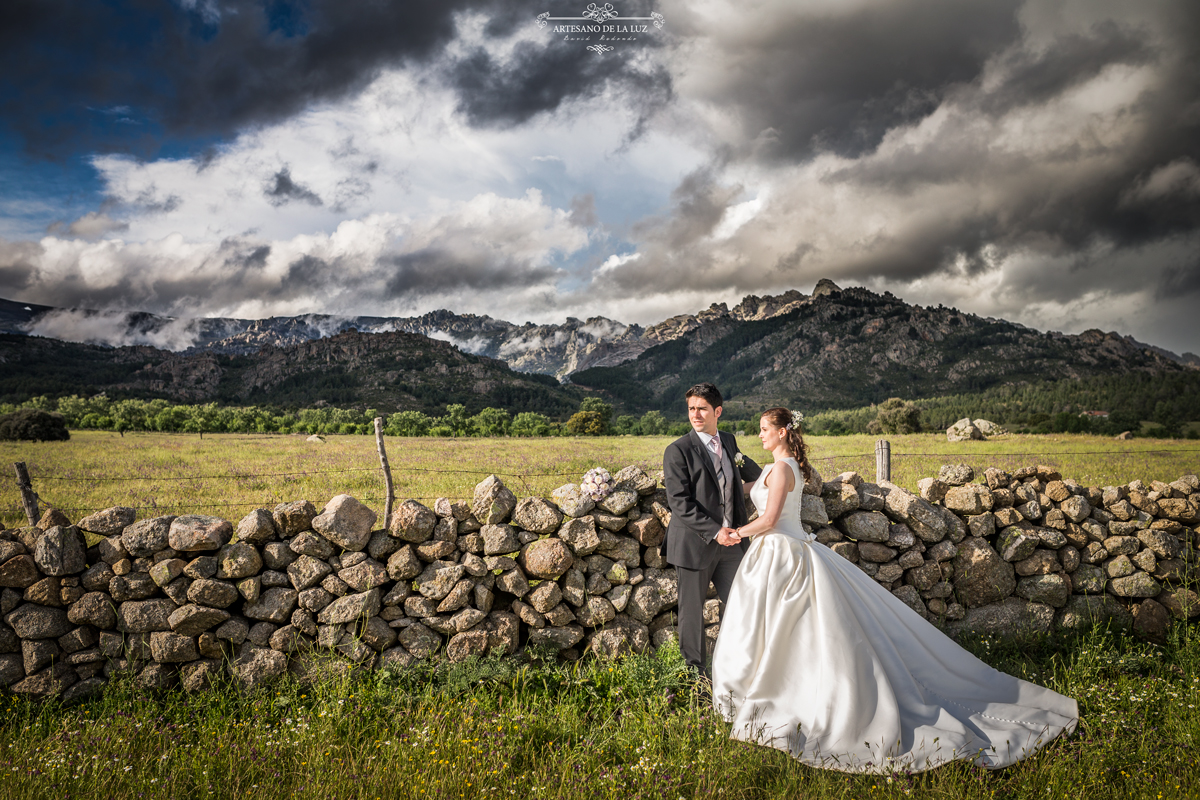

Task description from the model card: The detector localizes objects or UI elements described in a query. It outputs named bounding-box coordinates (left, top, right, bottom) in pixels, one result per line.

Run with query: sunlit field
left=1, top=431, right=1198, bottom=529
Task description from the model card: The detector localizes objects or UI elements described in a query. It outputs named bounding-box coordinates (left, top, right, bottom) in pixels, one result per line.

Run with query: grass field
left=0, top=626, right=1197, bottom=799
left=1, top=432, right=1199, bottom=798
left=2, top=431, right=1198, bottom=529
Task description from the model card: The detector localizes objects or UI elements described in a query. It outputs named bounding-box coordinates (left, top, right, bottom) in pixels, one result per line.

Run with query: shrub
left=0, top=409, right=70, bottom=441
left=866, top=397, right=922, bottom=435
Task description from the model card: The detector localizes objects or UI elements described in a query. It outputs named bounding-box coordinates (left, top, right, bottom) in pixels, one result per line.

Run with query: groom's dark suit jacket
left=662, top=430, right=763, bottom=570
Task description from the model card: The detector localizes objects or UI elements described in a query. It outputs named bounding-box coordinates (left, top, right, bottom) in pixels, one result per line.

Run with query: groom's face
left=687, top=397, right=722, bottom=435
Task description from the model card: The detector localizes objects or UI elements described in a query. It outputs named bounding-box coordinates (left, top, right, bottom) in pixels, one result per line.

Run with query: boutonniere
left=734, top=452, right=745, bottom=468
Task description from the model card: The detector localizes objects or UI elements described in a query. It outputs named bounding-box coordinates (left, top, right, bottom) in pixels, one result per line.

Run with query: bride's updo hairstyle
left=762, top=407, right=815, bottom=483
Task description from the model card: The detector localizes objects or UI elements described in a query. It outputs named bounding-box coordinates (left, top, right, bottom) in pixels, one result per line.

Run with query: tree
left=386, top=411, right=432, bottom=437
left=566, top=410, right=606, bottom=435
left=867, top=397, right=922, bottom=435
left=0, top=409, right=70, bottom=441
left=577, top=397, right=612, bottom=434
left=471, top=407, right=510, bottom=437
left=639, top=410, right=669, bottom=435
left=612, top=415, right=640, bottom=435
left=441, top=404, right=472, bottom=437
left=511, top=412, right=551, bottom=437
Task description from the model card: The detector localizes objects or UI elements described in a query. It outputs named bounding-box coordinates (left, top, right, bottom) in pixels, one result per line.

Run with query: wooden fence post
left=374, top=418, right=395, bottom=530
left=875, top=440, right=891, bottom=484
left=13, top=462, right=40, bottom=526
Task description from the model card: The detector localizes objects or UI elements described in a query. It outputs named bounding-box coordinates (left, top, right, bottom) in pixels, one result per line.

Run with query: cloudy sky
left=1, top=0, right=1198, bottom=354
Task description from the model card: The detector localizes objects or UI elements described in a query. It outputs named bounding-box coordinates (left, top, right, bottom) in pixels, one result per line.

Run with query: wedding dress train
left=711, top=458, right=1078, bottom=773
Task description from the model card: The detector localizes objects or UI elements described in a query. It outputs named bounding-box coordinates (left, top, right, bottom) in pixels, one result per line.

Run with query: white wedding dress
left=712, top=458, right=1078, bottom=773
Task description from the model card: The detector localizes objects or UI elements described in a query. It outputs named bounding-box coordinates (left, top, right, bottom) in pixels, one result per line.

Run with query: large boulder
left=6, top=603, right=73, bottom=639
left=389, top=500, right=437, bottom=543
left=512, top=497, right=564, bottom=534
left=472, top=476, right=517, bottom=524
left=77, top=507, right=136, bottom=536
left=312, top=495, right=377, bottom=552
left=121, top=517, right=174, bottom=557
left=33, top=526, right=87, bottom=576
left=953, top=538, right=1016, bottom=608
left=942, top=597, right=1055, bottom=639
left=234, top=509, right=278, bottom=545
left=117, top=599, right=176, bottom=633
left=947, top=418, right=984, bottom=442
left=520, top=539, right=574, bottom=580
left=551, top=484, right=595, bottom=518
left=169, top=516, right=233, bottom=552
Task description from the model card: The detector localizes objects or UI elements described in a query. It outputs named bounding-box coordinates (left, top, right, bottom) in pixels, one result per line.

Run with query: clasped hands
left=716, top=526, right=744, bottom=546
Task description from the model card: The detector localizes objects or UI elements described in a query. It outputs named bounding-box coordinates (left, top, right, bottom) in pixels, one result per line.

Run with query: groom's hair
left=685, top=382, right=722, bottom=409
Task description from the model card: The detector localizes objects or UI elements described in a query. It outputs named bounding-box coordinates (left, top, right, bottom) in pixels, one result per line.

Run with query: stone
left=472, top=475, right=517, bottom=524
left=944, top=485, right=993, bottom=516
left=1132, top=548, right=1157, bottom=574
left=311, top=494, right=377, bottom=552
left=597, top=490, right=638, bottom=516
left=481, top=524, right=520, bottom=556
left=168, top=604, right=230, bottom=636
left=880, top=483, right=947, bottom=543
left=626, top=516, right=664, bottom=547
left=512, top=600, right=545, bottom=628
left=522, top=582, right=561, bottom=615
left=33, top=526, right=87, bottom=576
left=1016, top=574, right=1070, bottom=607
left=271, top=501, right=316, bottom=536
left=35, top=508, right=71, bottom=531
left=449, top=607, right=486, bottom=632
left=1158, top=587, right=1200, bottom=619
left=214, top=617, right=250, bottom=644
left=216, top=542, right=263, bottom=580
left=1059, top=495, right=1091, bottom=524
left=1104, top=555, right=1135, bottom=579
left=997, top=528, right=1039, bottom=562
left=12, top=663, right=78, bottom=696
left=587, top=615, right=650, bottom=657
left=187, top=578, right=239, bottom=609
left=558, top=516, right=600, bottom=557
left=943, top=597, right=1055, bottom=639
left=798, top=494, right=830, bottom=528
left=953, top=538, right=1016, bottom=608
left=67, top=592, right=116, bottom=629
left=385, top=545, right=422, bottom=581
left=473, top=584, right=494, bottom=615
left=287, top=531, right=335, bottom=560
left=77, top=506, right=137, bottom=535
left=519, top=539, right=575, bottom=580
left=858, top=542, right=897, bottom=563
left=234, top=647, right=287, bottom=689
left=117, top=599, right=176, bottom=633
left=973, top=419, right=1007, bottom=436
left=938, top=464, right=975, bottom=486
left=626, top=570, right=677, bottom=624
left=1137, top=529, right=1183, bottom=559
left=318, top=589, right=381, bottom=624
left=180, top=659, right=224, bottom=692
left=436, top=578, right=473, bottom=614
left=414, top=561, right=464, bottom=600
left=926, top=540, right=958, bottom=563
left=0, top=554, right=38, bottom=592
left=946, top=418, right=984, bottom=442
left=243, top=587, right=299, bottom=624
left=23, top=576, right=62, bottom=607
left=120, top=517, right=174, bottom=557
left=168, top=516, right=232, bottom=553
left=905, top=562, right=943, bottom=591
left=149, top=631, right=199, bottom=662
left=1132, top=599, right=1171, bottom=642
left=822, top=481, right=860, bottom=518
left=892, top=585, right=927, bottom=618
left=234, top=576, right=259, bottom=603
left=527, top=625, right=585, bottom=651
left=261, top=542, right=298, bottom=571
left=444, top=630, right=488, bottom=662
left=398, top=623, right=442, bottom=659
left=496, top=569, right=530, bottom=598
left=1015, top=550, right=1060, bottom=576
left=286, top=555, right=332, bottom=592
left=390, top=500, right=437, bottom=543
left=551, top=484, right=595, bottom=517
left=231, top=509, right=277, bottom=545
left=23, top=638, right=58, bottom=674
left=1109, top=572, right=1161, bottom=598
left=321, top=574, right=349, bottom=596
left=339, top=560, right=388, bottom=592
left=840, top=511, right=890, bottom=543
left=367, top=529, right=402, bottom=562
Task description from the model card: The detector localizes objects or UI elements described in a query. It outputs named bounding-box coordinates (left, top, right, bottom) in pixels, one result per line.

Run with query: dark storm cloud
left=1, top=0, right=611, bottom=157
left=265, top=167, right=323, bottom=207
left=683, top=0, right=1024, bottom=161
left=1157, top=260, right=1200, bottom=300
left=383, top=247, right=557, bottom=298
left=568, top=194, right=598, bottom=228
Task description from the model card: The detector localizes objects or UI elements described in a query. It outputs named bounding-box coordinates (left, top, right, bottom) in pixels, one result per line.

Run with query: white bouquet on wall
left=580, top=467, right=613, bottom=501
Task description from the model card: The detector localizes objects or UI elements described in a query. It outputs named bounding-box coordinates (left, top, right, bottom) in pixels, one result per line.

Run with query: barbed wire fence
left=7, top=432, right=1199, bottom=527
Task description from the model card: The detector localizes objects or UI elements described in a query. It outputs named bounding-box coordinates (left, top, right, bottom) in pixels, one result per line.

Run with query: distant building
left=1080, top=410, right=1110, bottom=418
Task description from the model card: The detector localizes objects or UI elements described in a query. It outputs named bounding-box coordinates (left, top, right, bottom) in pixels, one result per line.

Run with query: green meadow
left=2, top=431, right=1197, bottom=529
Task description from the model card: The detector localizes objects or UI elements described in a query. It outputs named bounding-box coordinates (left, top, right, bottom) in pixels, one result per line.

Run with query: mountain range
left=1, top=281, right=1197, bottom=415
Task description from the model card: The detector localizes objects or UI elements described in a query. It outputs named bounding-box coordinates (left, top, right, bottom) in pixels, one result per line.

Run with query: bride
left=710, top=408, right=1078, bottom=773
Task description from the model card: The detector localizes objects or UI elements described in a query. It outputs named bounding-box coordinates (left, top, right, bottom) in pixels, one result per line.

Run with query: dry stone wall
left=1, top=463, right=1198, bottom=702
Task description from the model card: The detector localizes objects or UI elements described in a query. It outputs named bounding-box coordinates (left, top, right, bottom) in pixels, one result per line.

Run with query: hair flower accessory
left=785, top=410, right=804, bottom=430
left=580, top=467, right=613, bottom=502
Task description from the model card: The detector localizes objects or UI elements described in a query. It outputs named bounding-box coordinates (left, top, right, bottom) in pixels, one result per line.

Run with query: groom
left=662, top=382, right=762, bottom=679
